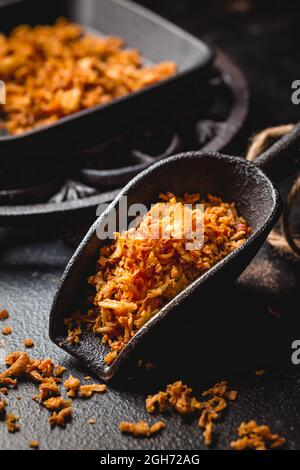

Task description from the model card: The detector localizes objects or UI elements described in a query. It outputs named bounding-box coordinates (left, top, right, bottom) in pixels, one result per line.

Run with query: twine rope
left=246, top=124, right=300, bottom=259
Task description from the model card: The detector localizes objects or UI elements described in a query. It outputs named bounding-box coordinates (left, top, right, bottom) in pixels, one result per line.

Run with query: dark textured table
left=1, top=0, right=300, bottom=451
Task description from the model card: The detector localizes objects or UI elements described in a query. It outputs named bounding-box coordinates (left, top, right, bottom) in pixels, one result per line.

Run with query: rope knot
left=246, top=124, right=300, bottom=259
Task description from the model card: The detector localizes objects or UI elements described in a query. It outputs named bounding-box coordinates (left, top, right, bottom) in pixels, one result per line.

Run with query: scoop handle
left=254, top=123, right=300, bottom=183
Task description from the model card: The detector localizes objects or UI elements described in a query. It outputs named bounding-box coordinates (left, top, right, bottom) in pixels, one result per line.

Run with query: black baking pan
left=49, top=123, right=300, bottom=382
left=0, top=0, right=213, bottom=168
left=0, top=49, right=248, bottom=225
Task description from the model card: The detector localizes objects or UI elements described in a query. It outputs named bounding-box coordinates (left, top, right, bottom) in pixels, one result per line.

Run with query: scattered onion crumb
left=104, top=351, right=117, bottom=366
left=146, top=380, right=238, bottom=446
left=78, top=384, right=107, bottom=398
left=29, top=440, right=39, bottom=449
left=146, top=392, right=168, bottom=414
left=0, top=346, right=287, bottom=449
left=0, top=352, right=70, bottom=426
left=23, top=338, right=34, bottom=348
left=49, top=407, right=72, bottom=428
left=0, top=351, right=108, bottom=432
left=2, top=326, right=12, bottom=336
left=54, top=365, right=66, bottom=377
left=119, top=420, right=166, bottom=437
left=34, top=378, right=60, bottom=402
left=6, top=413, right=20, bottom=433
left=202, top=420, right=214, bottom=447
left=43, top=397, right=72, bottom=411
left=231, top=421, right=286, bottom=450
left=64, top=374, right=80, bottom=398
left=166, top=381, right=199, bottom=415
left=0, top=310, right=9, bottom=321
left=0, top=398, right=7, bottom=414
left=255, top=370, right=266, bottom=377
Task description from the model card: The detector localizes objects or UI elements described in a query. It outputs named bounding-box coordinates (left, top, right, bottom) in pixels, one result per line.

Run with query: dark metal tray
left=0, top=50, right=249, bottom=226
left=0, top=0, right=213, bottom=165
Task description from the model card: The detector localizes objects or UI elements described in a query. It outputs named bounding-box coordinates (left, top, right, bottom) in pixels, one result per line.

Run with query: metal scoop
left=49, top=123, right=300, bottom=381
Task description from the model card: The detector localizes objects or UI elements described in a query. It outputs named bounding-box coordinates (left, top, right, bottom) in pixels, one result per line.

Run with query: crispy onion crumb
left=0, top=310, right=9, bottom=321
left=66, top=193, right=251, bottom=365
left=255, top=370, right=266, bottom=377
left=0, top=399, right=7, bottom=414
left=78, top=384, right=107, bottom=398
left=29, top=440, right=39, bottom=449
left=0, top=19, right=176, bottom=135
left=231, top=421, right=286, bottom=450
left=6, top=413, right=20, bottom=433
left=49, top=407, right=72, bottom=428
left=64, top=374, right=81, bottom=398
left=119, top=420, right=166, bottom=437
left=2, top=326, right=12, bottom=336
left=0, top=351, right=107, bottom=430
left=23, top=338, right=34, bottom=348
left=146, top=380, right=238, bottom=447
